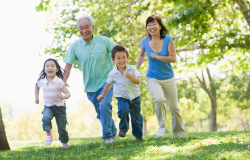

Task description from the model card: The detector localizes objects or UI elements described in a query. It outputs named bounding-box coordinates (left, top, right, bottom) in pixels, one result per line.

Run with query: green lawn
left=1, top=131, right=250, bottom=159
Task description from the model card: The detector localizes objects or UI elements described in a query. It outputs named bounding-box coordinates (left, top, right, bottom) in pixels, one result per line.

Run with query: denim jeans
left=42, top=105, right=69, bottom=143
left=87, top=82, right=117, bottom=140
left=116, top=96, right=143, bottom=138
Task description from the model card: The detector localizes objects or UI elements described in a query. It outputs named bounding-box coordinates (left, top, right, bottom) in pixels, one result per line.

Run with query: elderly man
left=63, top=15, right=117, bottom=143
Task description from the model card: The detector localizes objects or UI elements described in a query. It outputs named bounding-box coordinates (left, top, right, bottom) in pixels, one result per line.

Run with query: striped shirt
left=107, top=64, right=141, bottom=100
left=37, top=76, right=65, bottom=107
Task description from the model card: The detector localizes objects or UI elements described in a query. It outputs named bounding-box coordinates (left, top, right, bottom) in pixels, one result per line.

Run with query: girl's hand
left=57, top=94, right=65, bottom=100
left=35, top=98, right=39, bottom=104
left=97, top=95, right=104, bottom=101
left=150, top=53, right=160, bottom=60
left=124, top=71, right=132, bottom=79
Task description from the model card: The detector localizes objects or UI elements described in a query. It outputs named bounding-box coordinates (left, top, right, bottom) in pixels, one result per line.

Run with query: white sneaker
left=156, top=128, right=165, bottom=138
left=62, top=142, right=69, bottom=149
left=104, top=137, right=115, bottom=143
left=44, top=135, right=53, bottom=145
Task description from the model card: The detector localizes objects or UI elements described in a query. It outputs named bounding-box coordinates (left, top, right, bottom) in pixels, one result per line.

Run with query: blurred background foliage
left=1, top=0, right=249, bottom=140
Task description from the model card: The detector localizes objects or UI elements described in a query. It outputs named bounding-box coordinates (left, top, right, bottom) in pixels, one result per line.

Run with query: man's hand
left=57, top=94, right=65, bottom=100
left=35, top=98, right=39, bottom=104
left=97, top=95, right=104, bottom=101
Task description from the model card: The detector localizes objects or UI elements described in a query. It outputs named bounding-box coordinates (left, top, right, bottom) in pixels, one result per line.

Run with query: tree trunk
left=210, top=99, right=217, bottom=131
left=0, top=107, right=10, bottom=151
left=143, top=118, right=147, bottom=135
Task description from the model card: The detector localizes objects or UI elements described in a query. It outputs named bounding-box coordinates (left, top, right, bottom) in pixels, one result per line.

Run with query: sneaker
left=156, top=128, right=165, bottom=138
left=62, top=142, right=69, bottom=149
left=118, top=131, right=127, bottom=137
left=44, top=135, right=53, bottom=145
left=104, top=136, right=115, bottom=143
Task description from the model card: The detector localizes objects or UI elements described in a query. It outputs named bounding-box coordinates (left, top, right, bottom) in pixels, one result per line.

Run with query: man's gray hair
left=76, top=15, right=94, bottom=28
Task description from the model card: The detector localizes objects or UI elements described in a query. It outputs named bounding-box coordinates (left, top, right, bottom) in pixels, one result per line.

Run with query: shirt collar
left=81, top=34, right=96, bottom=46
left=43, top=76, right=59, bottom=83
left=114, top=64, right=132, bottom=74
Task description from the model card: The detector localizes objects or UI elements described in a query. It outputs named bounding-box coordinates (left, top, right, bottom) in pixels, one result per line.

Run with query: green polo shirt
left=64, top=35, right=116, bottom=92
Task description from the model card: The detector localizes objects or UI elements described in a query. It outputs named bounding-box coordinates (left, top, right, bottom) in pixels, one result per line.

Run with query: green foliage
left=1, top=132, right=250, bottom=159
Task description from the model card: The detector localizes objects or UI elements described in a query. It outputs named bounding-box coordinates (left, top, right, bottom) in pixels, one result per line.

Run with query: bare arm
left=63, top=63, right=72, bottom=86
left=34, top=84, right=40, bottom=104
left=57, top=85, right=71, bottom=100
left=97, top=83, right=113, bottom=101
left=150, top=40, right=177, bottom=62
left=136, top=47, right=146, bottom=70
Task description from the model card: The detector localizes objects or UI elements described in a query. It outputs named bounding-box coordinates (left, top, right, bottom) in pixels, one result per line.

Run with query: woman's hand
left=150, top=53, right=160, bottom=60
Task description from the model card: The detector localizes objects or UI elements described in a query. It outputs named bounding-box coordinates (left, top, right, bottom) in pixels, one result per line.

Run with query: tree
left=0, top=107, right=10, bottom=151
left=36, top=0, right=250, bottom=132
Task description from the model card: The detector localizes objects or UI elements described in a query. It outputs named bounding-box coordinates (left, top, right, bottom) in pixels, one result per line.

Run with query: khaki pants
left=146, top=77, right=185, bottom=137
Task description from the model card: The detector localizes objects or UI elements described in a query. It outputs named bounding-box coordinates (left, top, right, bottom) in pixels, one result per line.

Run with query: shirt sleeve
left=132, top=66, right=141, bottom=78
left=36, top=80, right=41, bottom=88
left=141, top=38, right=146, bottom=50
left=104, top=37, right=117, bottom=53
left=107, top=73, right=114, bottom=84
left=58, top=79, right=65, bottom=88
left=64, top=43, right=76, bottom=65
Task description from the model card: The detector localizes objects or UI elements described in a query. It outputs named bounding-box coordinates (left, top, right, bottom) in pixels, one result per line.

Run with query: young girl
left=35, top=58, right=71, bottom=149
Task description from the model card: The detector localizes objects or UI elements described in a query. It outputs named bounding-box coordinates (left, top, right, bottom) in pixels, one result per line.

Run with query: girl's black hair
left=146, top=15, right=168, bottom=40
left=37, top=58, right=64, bottom=81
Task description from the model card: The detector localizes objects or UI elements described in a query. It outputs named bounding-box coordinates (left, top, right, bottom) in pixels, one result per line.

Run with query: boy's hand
left=35, top=98, right=39, bottom=104
left=97, top=95, right=104, bottom=101
left=124, top=71, right=132, bottom=79
left=57, top=94, right=65, bottom=100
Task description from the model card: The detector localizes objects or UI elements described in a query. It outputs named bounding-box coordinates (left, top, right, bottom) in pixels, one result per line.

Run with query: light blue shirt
left=64, top=35, right=116, bottom=92
left=141, top=34, right=174, bottom=80
left=107, top=64, right=141, bottom=100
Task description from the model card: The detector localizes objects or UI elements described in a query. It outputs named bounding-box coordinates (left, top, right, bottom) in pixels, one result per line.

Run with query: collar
left=42, top=76, right=59, bottom=83
left=114, top=64, right=132, bottom=74
left=81, top=34, right=96, bottom=46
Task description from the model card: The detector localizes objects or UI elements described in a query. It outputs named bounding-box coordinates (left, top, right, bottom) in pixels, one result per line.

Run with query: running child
left=35, top=58, right=71, bottom=149
left=97, top=45, right=143, bottom=140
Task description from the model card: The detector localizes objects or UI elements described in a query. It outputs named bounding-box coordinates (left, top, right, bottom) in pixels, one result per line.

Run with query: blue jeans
left=42, top=105, right=69, bottom=143
left=87, top=82, right=117, bottom=140
left=116, top=96, right=143, bottom=138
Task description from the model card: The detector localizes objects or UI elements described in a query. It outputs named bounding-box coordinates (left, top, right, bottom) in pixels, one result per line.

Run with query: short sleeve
left=132, top=66, right=141, bottom=78
left=36, top=80, right=41, bottom=87
left=58, top=79, right=65, bottom=88
left=165, top=35, right=173, bottom=46
left=141, top=38, right=147, bottom=50
left=107, top=73, right=114, bottom=84
left=64, top=43, right=76, bottom=65
left=104, top=37, right=117, bottom=53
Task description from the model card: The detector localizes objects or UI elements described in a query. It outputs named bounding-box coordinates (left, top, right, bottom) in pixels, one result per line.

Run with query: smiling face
left=112, top=51, right=128, bottom=70
left=146, top=19, right=162, bottom=37
left=44, top=60, right=58, bottom=79
left=78, top=18, right=94, bottom=43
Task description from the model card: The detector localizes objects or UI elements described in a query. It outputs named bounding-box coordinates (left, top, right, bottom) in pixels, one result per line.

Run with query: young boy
left=97, top=45, right=143, bottom=140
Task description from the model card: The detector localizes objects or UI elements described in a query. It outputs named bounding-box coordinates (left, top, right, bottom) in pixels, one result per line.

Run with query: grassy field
left=1, top=131, right=250, bottom=159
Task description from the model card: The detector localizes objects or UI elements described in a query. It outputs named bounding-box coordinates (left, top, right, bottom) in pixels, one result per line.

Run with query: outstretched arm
left=136, top=47, right=146, bottom=70
left=34, top=84, right=40, bottom=104
left=63, top=63, right=72, bottom=87
left=97, top=83, right=113, bottom=101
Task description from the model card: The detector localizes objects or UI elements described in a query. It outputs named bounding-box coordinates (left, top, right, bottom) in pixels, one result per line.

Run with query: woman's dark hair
left=146, top=15, right=168, bottom=40
left=37, top=58, right=64, bottom=81
left=111, top=45, right=129, bottom=59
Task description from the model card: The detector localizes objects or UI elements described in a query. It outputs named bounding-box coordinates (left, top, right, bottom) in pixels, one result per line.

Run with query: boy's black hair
left=37, top=58, right=64, bottom=81
left=111, top=45, right=129, bottom=59
left=146, top=15, right=168, bottom=40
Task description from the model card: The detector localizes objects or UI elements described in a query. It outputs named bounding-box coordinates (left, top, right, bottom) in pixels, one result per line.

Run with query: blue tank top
left=141, top=34, right=174, bottom=80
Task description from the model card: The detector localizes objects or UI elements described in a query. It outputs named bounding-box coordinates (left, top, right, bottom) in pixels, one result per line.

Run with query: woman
left=136, top=15, right=185, bottom=138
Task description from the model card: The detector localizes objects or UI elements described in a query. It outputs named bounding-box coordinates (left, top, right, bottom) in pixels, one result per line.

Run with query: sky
left=0, top=0, right=86, bottom=115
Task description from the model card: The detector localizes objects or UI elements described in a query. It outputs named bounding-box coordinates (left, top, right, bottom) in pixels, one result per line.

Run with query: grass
left=1, top=131, right=250, bottom=159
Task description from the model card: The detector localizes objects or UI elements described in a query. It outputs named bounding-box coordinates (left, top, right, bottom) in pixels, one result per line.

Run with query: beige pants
left=146, top=77, right=185, bottom=137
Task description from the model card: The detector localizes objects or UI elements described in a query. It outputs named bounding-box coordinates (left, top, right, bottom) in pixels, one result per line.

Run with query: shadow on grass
left=1, top=131, right=249, bottom=160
